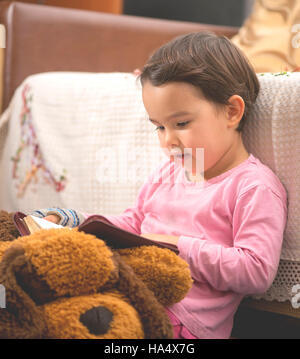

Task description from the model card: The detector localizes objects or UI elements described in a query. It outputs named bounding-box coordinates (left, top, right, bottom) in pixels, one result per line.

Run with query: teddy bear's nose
left=80, top=306, right=113, bottom=335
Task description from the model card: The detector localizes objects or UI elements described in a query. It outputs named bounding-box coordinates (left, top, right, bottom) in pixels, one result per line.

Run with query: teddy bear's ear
left=0, top=211, right=20, bottom=242
left=0, top=244, right=47, bottom=338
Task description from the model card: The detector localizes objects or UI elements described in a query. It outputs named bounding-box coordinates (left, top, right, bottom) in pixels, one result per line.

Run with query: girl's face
left=142, top=81, right=246, bottom=180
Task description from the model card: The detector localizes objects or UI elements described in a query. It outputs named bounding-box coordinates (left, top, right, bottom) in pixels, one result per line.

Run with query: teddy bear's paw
left=118, top=246, right=193, bottom=306
left=1, top=228, right=119, bottom=303
left=43, top=292, right=145, bottom=339
left=0, top=211, right=20, bottom=242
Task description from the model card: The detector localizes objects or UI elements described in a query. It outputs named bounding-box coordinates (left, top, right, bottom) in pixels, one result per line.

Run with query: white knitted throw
left=0, top=72, right=165, bottom=214
left=242, top=72, right=300, bottom=302
left=0, top=71, right=299, bottom=302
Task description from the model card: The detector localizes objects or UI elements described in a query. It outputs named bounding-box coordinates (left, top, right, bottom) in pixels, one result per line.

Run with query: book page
left=27, top=215, right=64, bottom=230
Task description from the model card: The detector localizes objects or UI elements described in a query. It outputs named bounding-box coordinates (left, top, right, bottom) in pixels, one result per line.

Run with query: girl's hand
left=142, top=233, right=179, bottom=246
left=44, top=214, right=61, bottom=224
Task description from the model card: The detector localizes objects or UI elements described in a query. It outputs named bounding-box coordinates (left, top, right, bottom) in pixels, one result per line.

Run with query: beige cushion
left=231, top=0, right=300, bottom=72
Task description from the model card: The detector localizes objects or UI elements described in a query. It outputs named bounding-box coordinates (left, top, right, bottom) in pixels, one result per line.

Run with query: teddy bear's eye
left=80, top=306, right=113, bottom=335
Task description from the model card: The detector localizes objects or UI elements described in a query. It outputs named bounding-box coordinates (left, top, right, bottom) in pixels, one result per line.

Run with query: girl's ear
left=226, top=95, right=245, bottom=130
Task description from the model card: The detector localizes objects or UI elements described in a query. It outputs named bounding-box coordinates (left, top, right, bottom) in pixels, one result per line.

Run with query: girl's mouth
left=171, top=153, right=191, bottom=163
left=170, top=151, right=190, bottom=158
left=170, top=148, right=184, bottom=156
left=168, top=148, right=192, bottom=164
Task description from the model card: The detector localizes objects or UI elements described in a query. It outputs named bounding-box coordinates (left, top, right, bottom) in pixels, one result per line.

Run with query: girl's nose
left=163, top=130, right=179, bottom=148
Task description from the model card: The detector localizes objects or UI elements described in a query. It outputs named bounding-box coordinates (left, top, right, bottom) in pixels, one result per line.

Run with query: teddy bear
left=0, top=210, right=193, bottom=339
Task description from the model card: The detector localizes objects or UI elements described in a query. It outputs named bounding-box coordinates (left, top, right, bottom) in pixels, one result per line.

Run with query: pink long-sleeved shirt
left=84, top=154, right=287, bottom=339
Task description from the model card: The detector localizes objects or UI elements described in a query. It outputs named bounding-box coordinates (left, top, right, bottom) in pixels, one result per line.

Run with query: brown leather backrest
left=0, top=1, right=238, bottom=111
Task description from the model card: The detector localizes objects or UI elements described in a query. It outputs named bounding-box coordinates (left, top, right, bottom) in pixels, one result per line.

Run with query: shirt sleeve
left=177, top=185, right=287, bottom=295
left=30, top=207, right=86, bottom=227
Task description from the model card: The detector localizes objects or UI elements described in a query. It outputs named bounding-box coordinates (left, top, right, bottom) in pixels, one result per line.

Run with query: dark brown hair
left=140, top=31, right=260, bottom=132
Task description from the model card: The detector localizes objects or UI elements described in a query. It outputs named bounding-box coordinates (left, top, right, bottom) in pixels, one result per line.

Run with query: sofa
left=0, top=1, right=300, bottom=338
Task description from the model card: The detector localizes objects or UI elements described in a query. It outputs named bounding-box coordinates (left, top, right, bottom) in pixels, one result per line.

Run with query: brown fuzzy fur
left=0, top=211, right=20, bottom=241
left=43, top=293, right=145, bottom=339
left=118, top=246, right=193, bottom=306
left=114, top=252, right=173, bottom=338
left=0, top=210, right=192, bottom=339
left=0, top=245, right=47, bottom=338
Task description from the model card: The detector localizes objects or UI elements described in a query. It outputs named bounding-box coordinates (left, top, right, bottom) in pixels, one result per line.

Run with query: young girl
left=31, top=32, right=287, bottom=339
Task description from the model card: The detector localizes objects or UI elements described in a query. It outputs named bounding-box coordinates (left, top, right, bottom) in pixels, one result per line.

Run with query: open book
left=13, top=212, right=178, bottom=254
left=21, top=215, right=65, bottom=233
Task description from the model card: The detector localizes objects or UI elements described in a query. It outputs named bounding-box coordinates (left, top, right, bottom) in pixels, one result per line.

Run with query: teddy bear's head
left=0, top=211, right=192, bottom=339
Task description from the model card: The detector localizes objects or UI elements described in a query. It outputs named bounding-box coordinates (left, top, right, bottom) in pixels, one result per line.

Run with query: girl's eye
left=176, top=121, right=189, bottom=128
left=154, top=121, right=189, bottom=131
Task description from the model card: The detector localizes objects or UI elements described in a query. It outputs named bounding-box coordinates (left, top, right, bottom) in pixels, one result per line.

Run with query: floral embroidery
left=11, top=84, right=67, bottom=197
left=259, top=71, right=291, bottom=77
left=259, top=67, right=300, bottom=77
